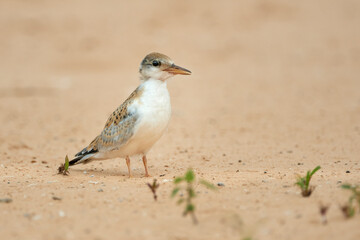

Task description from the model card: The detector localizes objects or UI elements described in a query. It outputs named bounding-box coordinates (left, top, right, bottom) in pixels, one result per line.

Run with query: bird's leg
left=125, top=156, right=132, bottom=178
left=142, top=155, right=151, bottom=177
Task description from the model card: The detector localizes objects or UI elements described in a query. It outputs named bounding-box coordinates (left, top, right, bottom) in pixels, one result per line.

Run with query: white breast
left=120, top=79, right=171, bottom=156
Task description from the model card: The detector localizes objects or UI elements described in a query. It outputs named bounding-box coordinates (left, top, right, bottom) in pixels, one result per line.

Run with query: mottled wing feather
left=75, top=86, right=143, bottom=157
left=97, top=111, right=138, bottom=151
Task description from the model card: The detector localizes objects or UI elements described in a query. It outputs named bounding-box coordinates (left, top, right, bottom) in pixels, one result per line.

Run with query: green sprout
left=58, top=155, right=70, bottom=175
left=147, top=179, right=160, bottom=201
left=171, top=169, right=216, bottom=224
left=340, top=184, right=360, bottom=218
left=295, top=166, right=321, bottom=197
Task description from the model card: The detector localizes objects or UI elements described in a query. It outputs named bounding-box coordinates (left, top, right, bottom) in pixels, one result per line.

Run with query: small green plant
left=340, top=184, right=360, bottom=218
left=295, top=165, right=321, bottom=197
left=171, top=169, right=216, bottom=224
left=147, top=179, right=160, bottom=201
left=58, top=155, right=70, bottom=175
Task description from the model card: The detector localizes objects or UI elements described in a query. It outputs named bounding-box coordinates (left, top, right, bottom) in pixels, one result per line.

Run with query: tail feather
left=69, top=153, right=96, bottom=165
left=71, top=136, right=99, bottom=166
left=69, top=156, right=83, bottom=166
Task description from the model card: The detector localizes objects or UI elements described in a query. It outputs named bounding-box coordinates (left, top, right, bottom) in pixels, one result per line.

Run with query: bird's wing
left=75, top=86, right=143, bottom=159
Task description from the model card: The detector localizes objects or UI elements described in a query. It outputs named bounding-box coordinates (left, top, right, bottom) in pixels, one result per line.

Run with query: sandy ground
left=1, top=0, right=360, bottom=239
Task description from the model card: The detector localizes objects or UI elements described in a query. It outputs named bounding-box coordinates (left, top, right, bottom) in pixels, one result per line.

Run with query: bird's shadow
left=69, top=166, right=145, bottom=178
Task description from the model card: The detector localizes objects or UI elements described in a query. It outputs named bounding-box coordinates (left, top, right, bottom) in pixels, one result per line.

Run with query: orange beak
left=164, top=64, right=192, bottom=75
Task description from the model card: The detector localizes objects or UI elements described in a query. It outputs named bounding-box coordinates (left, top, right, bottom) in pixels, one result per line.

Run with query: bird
left=68, top=52, right=191, bottom=177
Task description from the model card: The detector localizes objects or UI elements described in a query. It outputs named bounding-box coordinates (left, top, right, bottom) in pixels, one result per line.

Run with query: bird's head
left=139, top=52, right=191, bottom=81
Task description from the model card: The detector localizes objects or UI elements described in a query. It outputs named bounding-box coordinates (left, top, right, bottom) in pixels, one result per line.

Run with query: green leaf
left=64, top=155, right=69, bottom=171
left=306, top=166, right=321, bottom=188
left=199, top=180, right=217, bottom=190
left=177, top=198, right=184, bottom=205
left=174, top=177, right=184, bottom=184
left=171, top=187, right=180, bottom=198
left=295, top=177, right=305, bottom=189
left=310, top=166, right=321, bottom=177
left=185, top=169, right=195, bottom=183
left=242, top=237, right=253, bottom=240
left=341, top=184, right=352, bottom=190
left=305, top=171, right=311, bottom=186
left=186, top=203, right=195, bottom=212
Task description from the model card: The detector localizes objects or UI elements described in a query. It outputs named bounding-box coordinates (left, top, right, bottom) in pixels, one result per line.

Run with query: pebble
left=90, top=175, right=94, bottom=177
left=58, top=210, right=65, bottom=217
left=217, top=182, right=225, bottom=187
left=0, top=198, right=12, bottom=203
left=346, top=170, right=350, bottom=173
left=97, top=189, right=104, bottom=192
left=52, top=196, right=62, bottom=201
left=47, top=181, right=58, bottom=183
left=88, top=181, right=98, bottom=184
left=32, top=214, right=42, bottom=221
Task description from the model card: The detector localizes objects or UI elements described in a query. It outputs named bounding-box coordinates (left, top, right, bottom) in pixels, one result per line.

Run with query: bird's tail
left=69, top=136, right=100, bottom=166
left=69, top=155, right=83, bottom=166
left=69, top=153, right=96, bottom=166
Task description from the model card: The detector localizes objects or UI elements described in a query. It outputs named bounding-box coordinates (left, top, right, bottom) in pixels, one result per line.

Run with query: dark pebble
left=217, top=182, right=225, bottom=187
left=0, top=198, right=12, bottom=203
left=346, top=171, right=350, bottom=173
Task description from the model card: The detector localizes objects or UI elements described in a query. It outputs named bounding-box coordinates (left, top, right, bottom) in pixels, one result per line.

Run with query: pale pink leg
left=142, top=155, right=151, bottom=177
left=126, top=156, right=132, bottom=178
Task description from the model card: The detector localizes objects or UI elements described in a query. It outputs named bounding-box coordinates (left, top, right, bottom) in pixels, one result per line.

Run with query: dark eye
left=152, top=60, right=161, bottom=67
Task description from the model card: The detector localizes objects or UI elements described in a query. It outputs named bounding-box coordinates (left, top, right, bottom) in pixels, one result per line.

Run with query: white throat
left=140, top=69, right=174, bottom=81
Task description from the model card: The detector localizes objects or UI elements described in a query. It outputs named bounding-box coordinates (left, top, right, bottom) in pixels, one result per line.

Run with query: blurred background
left=0, top=1, right=360, bottom=239
left=1, top=0, right=359, bottom=161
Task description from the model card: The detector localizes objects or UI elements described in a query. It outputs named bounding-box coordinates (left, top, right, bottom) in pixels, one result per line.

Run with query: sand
left=0, top=0, right=360, bottom=239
